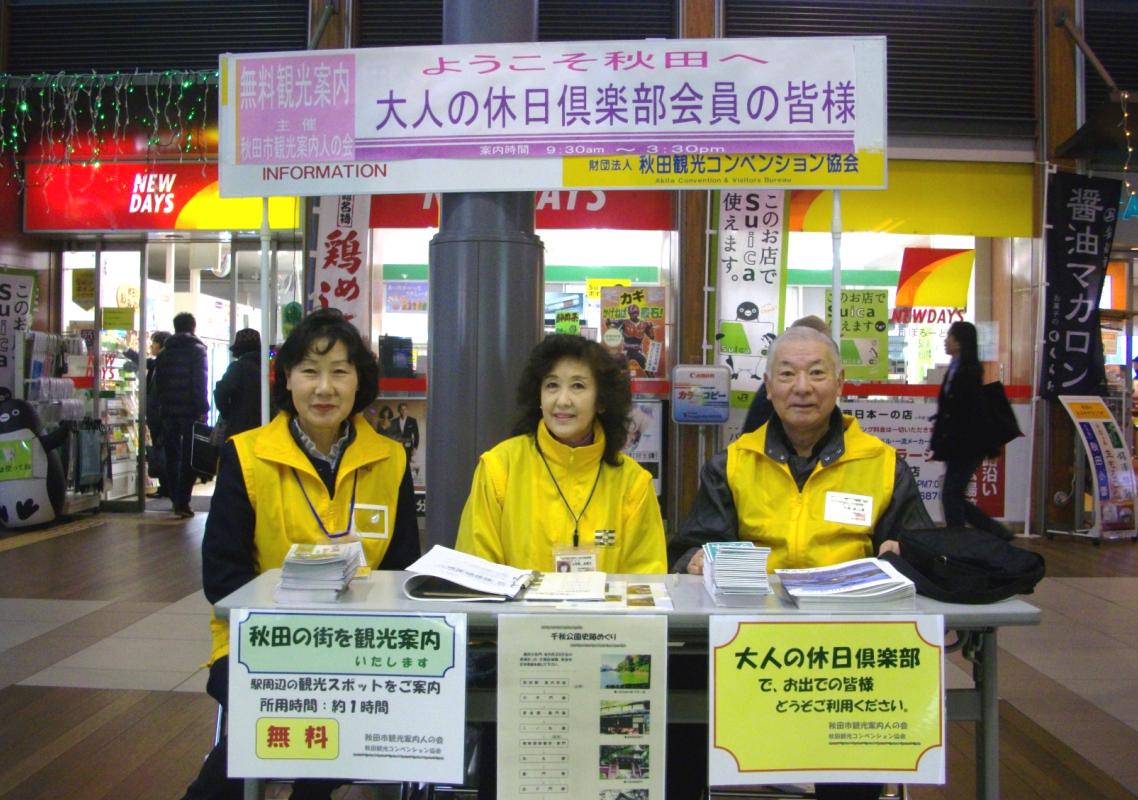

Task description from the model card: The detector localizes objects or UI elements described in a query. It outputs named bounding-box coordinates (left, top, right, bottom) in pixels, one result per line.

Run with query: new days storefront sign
left=24, top=161, right=669, bottom=233
left=23, top=161, right=298, bottom=233
left=218, top=37, right=886, bottom=196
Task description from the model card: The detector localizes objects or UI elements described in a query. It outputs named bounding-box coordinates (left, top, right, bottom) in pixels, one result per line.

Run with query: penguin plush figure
left=0, top=388, right=66, bottom=528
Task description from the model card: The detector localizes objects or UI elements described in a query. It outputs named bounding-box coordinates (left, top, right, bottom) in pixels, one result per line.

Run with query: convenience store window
left=783, top=232, right=980, bottom=385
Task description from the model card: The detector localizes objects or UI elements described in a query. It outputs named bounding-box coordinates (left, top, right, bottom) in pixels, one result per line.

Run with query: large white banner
left=219, top=37, right=887, bottom=196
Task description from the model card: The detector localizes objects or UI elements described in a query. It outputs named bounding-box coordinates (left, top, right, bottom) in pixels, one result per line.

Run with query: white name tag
left=823, top=491, right=873, bottom=527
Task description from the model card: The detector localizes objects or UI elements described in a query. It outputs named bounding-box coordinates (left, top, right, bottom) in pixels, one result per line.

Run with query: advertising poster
left=601, top=286, right=665, bottom=378
left=671, top=365, right=731, bottom=425
left=384, top=281, right=428, bottom=313
left=227, top=609, right=467, bottom=783
left=716, top=190, right=787, bottom=396
left=709, top=615, right=945, bottom=786
left=841, top=399, right=1031, bottom=524
left=497, top=614, right=667, bottom=800
left=372, top=397, right=426, bottom=492
left=623, top=400, right=664, bottom=496
left=1040, top=172, right=1121, bottom=397
left=1058, top=396, right=1138, bottom=537
left=825, top=289, right=888, bottom=380
left=0, top=269, right=36, bottom=394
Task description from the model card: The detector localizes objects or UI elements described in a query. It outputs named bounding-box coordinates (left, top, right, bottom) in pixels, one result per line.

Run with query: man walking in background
left=154, top=312, right=208, bottom=518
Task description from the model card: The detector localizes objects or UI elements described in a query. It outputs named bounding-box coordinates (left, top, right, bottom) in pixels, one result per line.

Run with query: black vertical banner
left=1040, top=172, right=1122, bottom=398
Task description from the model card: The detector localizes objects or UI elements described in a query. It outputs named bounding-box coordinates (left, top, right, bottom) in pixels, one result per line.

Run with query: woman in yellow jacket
left=456, top=334, right=666, bottom=800
left=181, top=308, right=419, bottom=800
left=456, top=334, right=666, bottom=575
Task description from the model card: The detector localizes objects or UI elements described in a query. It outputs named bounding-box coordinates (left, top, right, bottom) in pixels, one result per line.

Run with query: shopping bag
left=981, top=381, right=1022, bottom=455
left=209, top=418, right=229, bottom=449
left=191, top=421, right=218, bottom=479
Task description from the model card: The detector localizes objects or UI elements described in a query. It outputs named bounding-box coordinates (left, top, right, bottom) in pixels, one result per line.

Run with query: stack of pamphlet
left=274, top=543, right=362, bottom=604
left=701, top=541, right=771, bottom=601
left=774, top=557, right=915, bottom=608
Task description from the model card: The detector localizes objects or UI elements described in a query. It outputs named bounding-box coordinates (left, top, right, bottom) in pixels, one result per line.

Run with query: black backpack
left=881, top=527, right=1045, bottom=605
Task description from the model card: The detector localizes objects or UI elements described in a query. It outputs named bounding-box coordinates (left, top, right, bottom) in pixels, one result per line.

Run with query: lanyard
left=292, top=468, right=359, bottom=539
left=535, top=438, right=603, bottom=548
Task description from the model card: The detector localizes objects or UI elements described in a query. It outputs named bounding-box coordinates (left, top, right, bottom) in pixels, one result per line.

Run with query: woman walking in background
left=930, top=321, right=1013, bottom=540
left=213, top=328, right=263, bottom=440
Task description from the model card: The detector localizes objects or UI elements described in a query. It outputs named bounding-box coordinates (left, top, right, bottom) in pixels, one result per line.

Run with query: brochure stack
left=701, top=541, right=771, bottom=603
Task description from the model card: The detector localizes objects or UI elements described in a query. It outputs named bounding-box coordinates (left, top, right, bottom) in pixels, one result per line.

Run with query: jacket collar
left=255, top=413, right=391, bottom=478
left=739, top=409, right=881, bottom=468
left=535, top=420, right=606, bottom=469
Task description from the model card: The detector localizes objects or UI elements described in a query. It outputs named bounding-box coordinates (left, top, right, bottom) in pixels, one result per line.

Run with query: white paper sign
left=497, top=614, right=668, bottom=799
left=227, top=608, right=467, bottom=782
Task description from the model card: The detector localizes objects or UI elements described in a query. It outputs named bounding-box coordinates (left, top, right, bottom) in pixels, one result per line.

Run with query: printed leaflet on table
left=774, top=556, right=915, bottom=608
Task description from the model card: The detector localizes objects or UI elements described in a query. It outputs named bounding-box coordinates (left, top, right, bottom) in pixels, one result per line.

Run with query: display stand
left=21, top=332, right=102, bottom=516
left=94, top=331, right=141, bottom=505
left=1048, top=395, right=1138, bottom=543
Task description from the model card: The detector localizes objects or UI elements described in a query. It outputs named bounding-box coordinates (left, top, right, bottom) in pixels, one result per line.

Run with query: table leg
left=243, top=777, right=263, bottom=800
left=972, top=629, right=999, bottom=800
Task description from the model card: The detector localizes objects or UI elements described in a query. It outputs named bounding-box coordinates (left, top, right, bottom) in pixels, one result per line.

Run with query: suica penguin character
left=0, top=387, right=67, bottom=528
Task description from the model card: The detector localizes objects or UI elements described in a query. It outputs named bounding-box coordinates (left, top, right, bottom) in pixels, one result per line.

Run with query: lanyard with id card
left=537, top=438, right=604, bottom=573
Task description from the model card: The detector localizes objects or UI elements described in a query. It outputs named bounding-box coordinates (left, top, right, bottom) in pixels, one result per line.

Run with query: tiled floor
left=2, top=510, right=1138, bottom=798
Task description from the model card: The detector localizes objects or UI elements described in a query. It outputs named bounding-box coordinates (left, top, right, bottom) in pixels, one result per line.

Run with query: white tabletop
left=216, top=569, right=1041, bottom=638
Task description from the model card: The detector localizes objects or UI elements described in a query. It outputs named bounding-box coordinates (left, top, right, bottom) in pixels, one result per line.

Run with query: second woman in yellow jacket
left=456, top=334, right=666, bottom=575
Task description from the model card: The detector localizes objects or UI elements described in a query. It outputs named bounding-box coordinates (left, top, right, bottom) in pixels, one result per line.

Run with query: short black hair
left=513, top=334, right=632, bottom=466
left=271, top=308, right=379, bottom=417
left=150, top=330, right=171, bottom=348
left=173, top=312, right=196, bottom=334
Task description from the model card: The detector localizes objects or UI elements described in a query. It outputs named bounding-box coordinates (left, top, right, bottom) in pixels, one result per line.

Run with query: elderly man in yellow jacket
left=671, top=325, right=930, bottom=574
left=669, top=324, right=931, bottom=800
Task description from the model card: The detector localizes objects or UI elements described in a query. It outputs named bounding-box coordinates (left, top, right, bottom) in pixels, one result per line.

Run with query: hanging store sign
left=1040, top=172, right=1121, bottom=398
left=23, top=161, right=298, bottom=232
left=715, top=190, right=788, bottom=396
left=312, top=195, right=372, bottom=335
left=825, top=289, right=888, bottom=381
left=218, top=37, right=886, bottom=196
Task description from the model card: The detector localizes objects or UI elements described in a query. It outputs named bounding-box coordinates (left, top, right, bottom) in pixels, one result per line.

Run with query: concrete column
left=426, top=0, right=543, bottom=546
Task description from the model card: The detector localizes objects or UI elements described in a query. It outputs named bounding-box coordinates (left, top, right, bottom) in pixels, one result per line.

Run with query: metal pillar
left=425, top=0, right=543, bottom=547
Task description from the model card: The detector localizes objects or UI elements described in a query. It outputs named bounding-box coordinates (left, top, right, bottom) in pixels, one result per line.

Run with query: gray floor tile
left=112, top=611, right=212, bottom=642
left=0, top=597, right=109, bottom=622
left=18, top=665, right=198, bottom=691
left=162, top=590, right=211, bottom=616
left=51, top=636, right=210, bottom=673
left=0, top=620, right=66, bottom=651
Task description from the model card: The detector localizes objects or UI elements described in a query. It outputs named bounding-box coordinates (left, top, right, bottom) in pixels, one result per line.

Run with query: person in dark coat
left=145, top=331, right=171, bottom=498
left=214, top=328, right=262, bottom=440
left=154, top=312, right=209, bottom=519
left=929, top=321, right=1013, bottom=540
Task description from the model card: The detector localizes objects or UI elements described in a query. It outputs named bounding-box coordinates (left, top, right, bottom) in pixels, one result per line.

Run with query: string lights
left=1121, top=90, right=1134, bottom=203
left=0, top=69, right=217, bottom=187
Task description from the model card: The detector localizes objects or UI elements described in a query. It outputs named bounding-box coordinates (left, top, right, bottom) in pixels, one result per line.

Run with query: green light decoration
left=0, top=69, right=217, bottom=188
